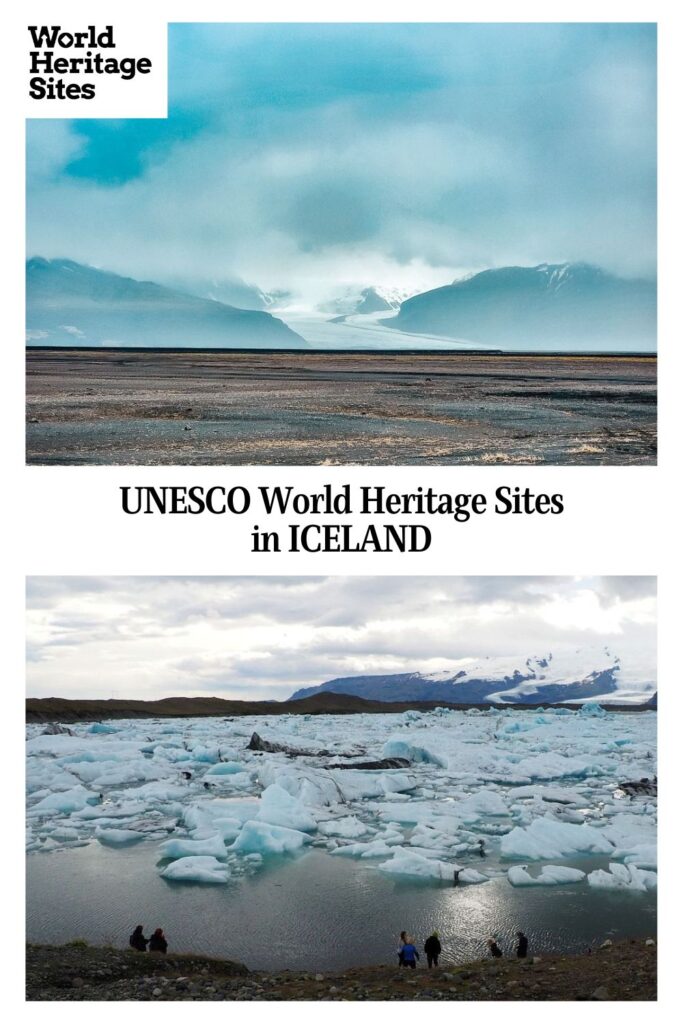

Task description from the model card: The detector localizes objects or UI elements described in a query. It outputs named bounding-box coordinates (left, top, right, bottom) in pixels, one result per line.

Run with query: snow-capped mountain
left=289, top=648, right=656, bottom=705
left=386, top=262, right=656, bottom=351
left=321, top=286, right=418, bottom=317
left=26, top=258, right=306, bottom=349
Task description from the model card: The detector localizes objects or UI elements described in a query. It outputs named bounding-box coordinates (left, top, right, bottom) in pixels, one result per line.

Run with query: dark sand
left=26, top=349, right=657, bottom=466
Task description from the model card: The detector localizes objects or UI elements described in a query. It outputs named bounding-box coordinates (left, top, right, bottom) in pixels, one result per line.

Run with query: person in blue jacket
left=401, top=937, right=420, bottom=969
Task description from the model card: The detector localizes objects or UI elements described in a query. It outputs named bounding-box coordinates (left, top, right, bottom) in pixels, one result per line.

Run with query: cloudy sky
left=26, top=23, right=656, bottom=305
left=25, top=576, right=656, bottom=700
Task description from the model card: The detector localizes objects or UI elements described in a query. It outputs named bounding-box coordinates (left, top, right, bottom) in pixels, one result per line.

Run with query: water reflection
left=27, top=843, right=656, bottom=970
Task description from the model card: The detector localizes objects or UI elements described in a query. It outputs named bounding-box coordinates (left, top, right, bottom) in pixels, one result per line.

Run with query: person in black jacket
left=129, top=925, right=148, bottom=952
left=487, top=937, right=503, bottom=958
left=424, top=932, right=442, bottom=968
left=149, top=928, right=168, bottom=954
left=516, top=931, right=528, bottom=958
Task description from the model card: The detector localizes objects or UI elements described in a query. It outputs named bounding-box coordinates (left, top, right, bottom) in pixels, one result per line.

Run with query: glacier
left=26, top=706, right=656, bottom=898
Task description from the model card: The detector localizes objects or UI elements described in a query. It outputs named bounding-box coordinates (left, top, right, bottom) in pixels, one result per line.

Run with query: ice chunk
left=376, top=849, right=485, bottom=882
left=507, top=865, right=586, bottom=886
left=459, top=869, right=489, bottom=884
left=49, top=826, right=80, bottom=841
left=382, top=737, right=447, bottom=768
left=513, top=785, right=585, bottom=805
left=580, top=702, right=607, bottom=718
left=30, top=785, right=94, bottom=815
left=587, top=862, right=657, bottom=892
left=205, top=761, right=248, bottom=776
left=501, top=817, right=613, bottom=859
left=456, top=790, right=509, bottom=820
left=159, top=855, right=229, bottom=884
left=256, top=784, right=318, bottom=832
left=620, top=844, right=657, bottom=870
left=159, top=834, right=227, bottom=860
left=230, top=821, right=312, bottom=855
left=95, top=826, right=145, bottom=846
left=513, top=753, right=594, bottom=781
left=380, top=772, right=418, bottom=794
left=331, top=839, right=395, bottom=858
left=318, top=816, right=368, bottom=839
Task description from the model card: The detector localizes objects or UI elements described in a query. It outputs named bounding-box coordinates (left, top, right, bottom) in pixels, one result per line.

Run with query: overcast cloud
left=25, top=576, right=656, bottom=700
left=26, top=23, right=656, bottom=303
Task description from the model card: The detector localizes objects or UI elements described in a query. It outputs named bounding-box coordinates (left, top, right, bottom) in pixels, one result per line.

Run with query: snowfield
left=26, top=706, right=656, bottom=892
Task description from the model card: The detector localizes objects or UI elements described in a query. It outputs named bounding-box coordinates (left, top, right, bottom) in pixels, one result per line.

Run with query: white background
left=24, top=20, right=167, bottom=118
left=3, top=0, right=681, bottom=1019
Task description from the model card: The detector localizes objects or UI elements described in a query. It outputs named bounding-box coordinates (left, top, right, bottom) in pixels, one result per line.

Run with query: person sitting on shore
left=424, top=932, right=442, bottom=968
left=129, top=925, right=148, bottom=952
left=397, top=930, right=408, bottom=967
left=516, top=931, right=528, bottom=958
left=401, top=937, right=420, bottom=969
left=487, top=937, right=503, bottom=958
left=149, top=928, right=168, bottom=954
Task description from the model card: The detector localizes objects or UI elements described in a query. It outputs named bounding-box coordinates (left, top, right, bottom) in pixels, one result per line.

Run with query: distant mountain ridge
left=290, top=649, right=656, bottom=705
left=386, top=262, right=656, bottom=351
left=25, top=689, right=654, bottom=724
left=26, top=258, right=306, bottom=349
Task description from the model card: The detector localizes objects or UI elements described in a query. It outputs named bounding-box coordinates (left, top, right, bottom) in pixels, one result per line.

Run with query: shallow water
left=26, top=843, right=656, bottom=971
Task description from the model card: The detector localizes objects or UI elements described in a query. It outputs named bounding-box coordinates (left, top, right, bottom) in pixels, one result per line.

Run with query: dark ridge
left=25, top=345, right=656, bottom=358
left=26, top=691, right=655, bottom=724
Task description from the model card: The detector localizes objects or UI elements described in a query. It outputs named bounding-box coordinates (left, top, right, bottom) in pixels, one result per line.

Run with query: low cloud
left=26, top=24, right=656, bottom=302
left=26, top=576, right=656, bottom=700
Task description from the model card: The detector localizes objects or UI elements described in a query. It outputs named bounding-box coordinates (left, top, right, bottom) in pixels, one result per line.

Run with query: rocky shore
left=26, top=939, right=656, bottom=1001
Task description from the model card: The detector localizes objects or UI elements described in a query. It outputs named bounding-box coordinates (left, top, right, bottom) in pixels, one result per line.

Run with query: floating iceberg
left=378, top=850, right=456, bottom=881
left=95, top=826, right=145, bottom=846
left=501, top=817, right=614, bottom=860
left=382, top=737, right=447, bottom=768
left=159, top=834, right=228, bottom=860
left=580, top=703, right=607, bottom=718
left=205, top=761, right=249, bottom=776
left=507, top=865, right=586, bottom=886
left=30, top=785, right=95, bottom=815
left=230, top=821, right=312, bottom=855
left=159, top=855, right=230, bottom=884
left=256, top=784, right=318, bottom=832
left=318, top=816, right=368, bottom=838
left=456, top=790, right=509, bottom=820
left=587, top=862, right=657, bottom=892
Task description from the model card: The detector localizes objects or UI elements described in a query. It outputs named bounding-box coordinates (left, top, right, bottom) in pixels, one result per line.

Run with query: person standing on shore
left=397, top=931, right=408, bottom=966
left=129, top=925, right=148, bottom=952
left=424, top=932, right=442, bottom=968
left=516, top=931, right=528, bottom=958
left=401, top=937, right=420, bottom=969
left=149, top=928, right=168, bottom=954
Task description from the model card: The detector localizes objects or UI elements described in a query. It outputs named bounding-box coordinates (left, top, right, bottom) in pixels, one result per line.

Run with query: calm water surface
left=26, top=843, right=656, bottom=970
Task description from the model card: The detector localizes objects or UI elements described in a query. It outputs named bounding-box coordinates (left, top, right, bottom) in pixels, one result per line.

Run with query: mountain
left=386, top=263, right=656, bottom=351
left=159, top=274, right=273, bottom=311
left=25, top=688, right=651, bottom=724
left=289, top=649, right=656, bottom=706
left=26, top=258, right=306, bottom=349
left=321, top=286, right=415, bottom=317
